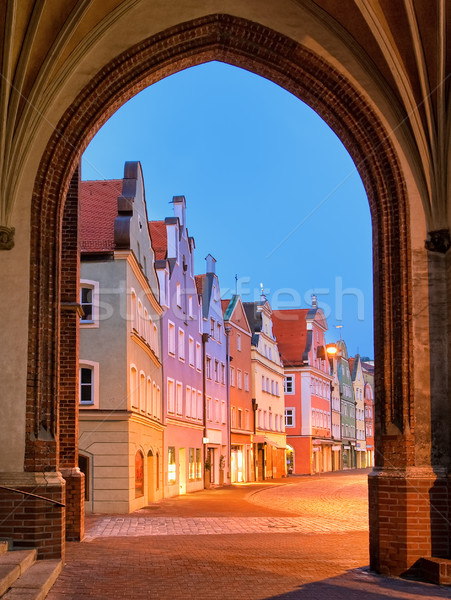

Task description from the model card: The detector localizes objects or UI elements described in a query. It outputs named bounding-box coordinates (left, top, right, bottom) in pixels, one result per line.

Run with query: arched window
left=130, top=289, right=137, bottom=332
left=147, top=377, right=152, bottom=415
left=140, top=371, right=146, bottom=412
left=130, top=365, right=138, bottom=409
left=135, top=450, right=144, bottom=498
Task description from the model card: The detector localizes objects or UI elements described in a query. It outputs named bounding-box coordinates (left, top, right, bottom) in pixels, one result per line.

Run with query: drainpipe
left=252, top=398, right=258, bottom=481
left=224, top=325, right=231, bottom=483
left=202, top=332, right=209, bottom=488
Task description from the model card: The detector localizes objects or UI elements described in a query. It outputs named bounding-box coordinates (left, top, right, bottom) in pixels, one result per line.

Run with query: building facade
left=196, top=256, right=229, bottom=487
left=328, top=347, right=343, bottom=471
left=336, top=340, right=356, bottom=469
left=150, top=196, right=204, bottom=498
left=362, top=360, right=375, bottom=468
left=79, top=162, right=164, bottom=514
left=349, top=355, right=366, bottom=468
left=273, top=300, right=333, bottom=475
left=244, top=299, right=286, bottom=480
left=222, top=295, right=254, bottom=483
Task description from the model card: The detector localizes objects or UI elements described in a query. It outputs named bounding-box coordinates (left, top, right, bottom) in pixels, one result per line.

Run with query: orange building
left=273, top=298, right=333, bottom=475
left=222, top=296, right=254, bottom=482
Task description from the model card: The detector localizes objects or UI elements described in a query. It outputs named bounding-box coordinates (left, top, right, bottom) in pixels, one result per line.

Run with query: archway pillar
left=59, top=167, right=85, bottom=542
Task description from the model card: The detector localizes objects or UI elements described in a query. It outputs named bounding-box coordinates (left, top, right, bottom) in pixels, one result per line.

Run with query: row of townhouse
left=272, top=299, right=375, bottom=475
left=77, top=162, right=287, bottom=514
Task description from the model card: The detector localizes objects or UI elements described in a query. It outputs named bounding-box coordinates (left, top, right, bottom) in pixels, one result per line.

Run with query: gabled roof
left=242, top=302, right=263, bottom=334
left=80, top=179, right=122, bottom=252
left=349, top=354, right=361, bottom=381
left=272, top=309, right=309, bottom=367
left=222, top=295, right=251, bottom=333
left=148, top=220, right=167, bottom=260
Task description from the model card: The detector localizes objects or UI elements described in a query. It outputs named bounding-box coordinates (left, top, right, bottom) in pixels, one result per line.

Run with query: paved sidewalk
left=48, top=471, right=450, bottom=599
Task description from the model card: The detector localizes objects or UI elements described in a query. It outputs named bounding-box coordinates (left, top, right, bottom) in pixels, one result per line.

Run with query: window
left=285, top=408, right=295, bottom=427
left=210, top=318, right=215, bottom=339
left=178, top=328, right=185, bottom=361
left=156, top=386, right=161, bottom=419
left=221, top=400, right=226, bottom=424
left=188, top=295, right=193, bottom=318
left=206, top=357, right=212, bottom=379
left=130, top=365, right=138, bottom=409
left=217, top=322, right=221, bottom=342
left=258, top=409, right=262, bottom=428
left=221, top=363, right=225, bottom=384
left=207, top=397, right=212, bottom=421
left=275, top=414, right=279, bottom=431
left=176, top=382, right=183, bottom=415
left=230, top=366, right=235, bottom=386
left=168, top=321, right=175, bottom=355
left=237, top=333, right=241, bottom=351
left=80, top=287, right=93, bottom=322
left=244, top=372, right=249, bottom=391
left=79, top=364, right=98, bottom=406
left=139, top=372, right=146, bottom=412
left=196, top=342, right=202, bottom=371
left=245, top=409, right=250, bottom=430
left=215, top=399, right=220, bottom=422
left=189, top=336, right=194, bottom=366
left=167, top=379, right=175, bottom=413
left=186, top=386, right=191, bottom=418
left=231, top=406, right=236, bottom=428
left=168, top=447, right=176, bottom=483
left=189, top=448, right=195, bottom=480
left=269, top=412, right=273, bottom=430
left=135, top=450, right=144, bottom=498
left=214, top=360, right=219, bottom=382
left=191, top=388, right=196, bottom=420
left=237, top=369, right=242, bottom=389
left=262, top=375, right=265, bottom=392
left=80, top=280, right=99, bottom=327
left=284, top=375, right=295, bottom=394
left=176, top=282, right=181, bottom=307
left=197, top=391, right=202, bottom=421
left=238, top=409, right=243, bottom=429
left=147, top=377, right=152, bottom=415
left=196, top=448, right=202, bottom=478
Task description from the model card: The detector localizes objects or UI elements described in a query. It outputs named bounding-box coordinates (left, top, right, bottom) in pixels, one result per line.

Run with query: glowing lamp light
left=326, top=344, right=338, bottom=356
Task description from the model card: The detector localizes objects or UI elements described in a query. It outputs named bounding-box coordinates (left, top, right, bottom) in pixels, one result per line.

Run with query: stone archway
left=15, top=13, right=443, bottom=575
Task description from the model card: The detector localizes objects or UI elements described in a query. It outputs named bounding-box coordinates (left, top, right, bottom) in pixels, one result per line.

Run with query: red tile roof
left=272, top=309, right=309, bottom=367
left=80, top=179, right=122, bottom=252
left=348, top=357, right=355, bottom=376
left=148, top=221, right=167, bottom=260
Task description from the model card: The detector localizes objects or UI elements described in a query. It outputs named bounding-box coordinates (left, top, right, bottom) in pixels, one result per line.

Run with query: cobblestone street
left=48, top=470, right=450, bottom=599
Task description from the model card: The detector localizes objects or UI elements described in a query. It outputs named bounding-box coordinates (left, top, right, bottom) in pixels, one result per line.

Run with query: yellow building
left=243, top=299, right=286, bottom=479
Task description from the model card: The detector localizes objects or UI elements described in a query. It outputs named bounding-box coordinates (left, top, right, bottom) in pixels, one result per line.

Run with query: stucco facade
left=150, top=197, right=204, bottom=498
left=244, top=299, right=286, bottom=480
left=79, top=162, right=164, bottom=514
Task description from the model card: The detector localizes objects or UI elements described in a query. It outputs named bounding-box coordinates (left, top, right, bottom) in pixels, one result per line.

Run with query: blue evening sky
left=82, top=61, right=373, bottom=358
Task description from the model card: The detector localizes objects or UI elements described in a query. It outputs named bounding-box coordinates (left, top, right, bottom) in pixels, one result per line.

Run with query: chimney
left=311, top=294, right=318, bottom=308
left=206, top=253, right=216, bottom=274
left=172, top=196, right=186, bottom=229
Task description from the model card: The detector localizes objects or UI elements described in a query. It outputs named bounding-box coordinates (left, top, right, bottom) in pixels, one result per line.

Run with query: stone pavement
left=47, top=470, right=451, bottom=599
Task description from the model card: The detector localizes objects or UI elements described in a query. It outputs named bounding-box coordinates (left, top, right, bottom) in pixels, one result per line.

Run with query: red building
left=362, top=361, right=375, bottom=467
left=272, top=298, right=333, bottom=475
left=222, top=295, right=254, bottom=482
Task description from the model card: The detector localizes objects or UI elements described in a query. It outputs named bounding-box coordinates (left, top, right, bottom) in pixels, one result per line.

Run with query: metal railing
left=0, top=485, right=65, bottom=508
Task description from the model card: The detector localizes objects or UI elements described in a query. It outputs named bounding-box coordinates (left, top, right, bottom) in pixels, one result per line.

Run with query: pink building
left=272, top=298, right=333, bottom=475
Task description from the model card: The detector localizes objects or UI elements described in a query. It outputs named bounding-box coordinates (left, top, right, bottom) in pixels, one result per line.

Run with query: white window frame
left=284, top=375, right=295, bottom=394
left=79, top=360, right=99, bottom=408
left=178, top=328, right=185, bottom=362
left=167, top=378, right=175, bottom=414
left=285, top=408, right=295, bottom=427
left=196, top=342, right=202, bottom=371
left=80, top=280, right=100, bottom=328
left=168, top=321, right=176, bottom=356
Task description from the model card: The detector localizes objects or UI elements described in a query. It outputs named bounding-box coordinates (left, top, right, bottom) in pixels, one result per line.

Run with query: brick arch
left=28, top=14, right=413, bottom=570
